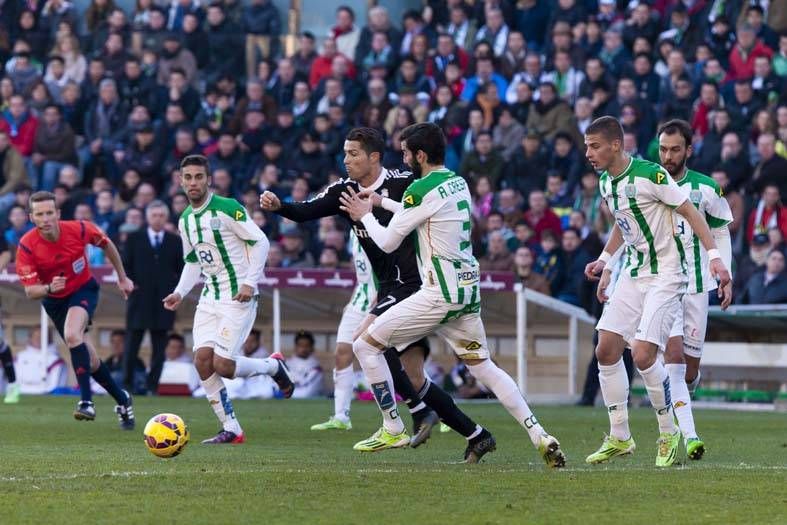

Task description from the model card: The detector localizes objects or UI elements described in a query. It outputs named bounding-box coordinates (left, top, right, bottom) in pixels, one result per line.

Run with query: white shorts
left=668, top=292, right=709, bottom=358
left=192, top=299, right=258, bottom=360
left=596, top=274, right=685, bottom=350
left=336, top=306, right=367, bottom=345
left=367, top=289, right=489, bottom=360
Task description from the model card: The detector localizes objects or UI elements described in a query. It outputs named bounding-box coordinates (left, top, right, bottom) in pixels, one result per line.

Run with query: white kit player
left=163, top=155, right=294, bottom=445
left=339, top=122, right=566, bottom=467
left=583, top=117, right=731, bottom=468
left=657, top=119, right=732, bottom=460
left=311, top=231, right=378, bottom=430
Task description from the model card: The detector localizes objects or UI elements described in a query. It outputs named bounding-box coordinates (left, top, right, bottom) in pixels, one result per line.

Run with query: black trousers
left=124, top=329, right=168, bottom=394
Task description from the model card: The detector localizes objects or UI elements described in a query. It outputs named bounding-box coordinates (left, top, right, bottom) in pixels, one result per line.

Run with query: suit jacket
left=123, top=230, right=184, bottom=330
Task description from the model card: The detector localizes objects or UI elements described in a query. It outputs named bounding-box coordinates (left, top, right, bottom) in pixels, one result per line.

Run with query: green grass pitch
left=1, top=396, right=784, bottom=524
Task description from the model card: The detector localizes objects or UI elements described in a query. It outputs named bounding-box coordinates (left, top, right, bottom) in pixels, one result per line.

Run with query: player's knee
left=63, top=330, right=83, bottom=348
left=631, top=343, right=657, bottom=370
left=352, top=334, right=383, bottom=365
left=595, top=330, right=624, bottom=365
left=335, top=343, right=353, bottom=366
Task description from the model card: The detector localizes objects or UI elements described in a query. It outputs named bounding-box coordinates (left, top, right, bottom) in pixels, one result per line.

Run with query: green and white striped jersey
left=390, top=169, right=480, bottom=311
left=600, top=157, right=688, bottom=280
left=179, top=193, right=267, bottom=303
left=674, top=169, right=732, bottom=294
left=347, top=231, right=378, bottom=313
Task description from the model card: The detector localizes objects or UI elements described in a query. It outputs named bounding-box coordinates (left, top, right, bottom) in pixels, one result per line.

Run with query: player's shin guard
left=201, top=373, right=241, bottom=435
left=666, top=363, right=697, bottom=439
left=91, top=361, right=129, bottom=405
left=233, top=355, right=278, bottom=378
left=0, top=341, right=16, bottom=383
left=69, top=343, right=93, bottom=402
left=333, top=365, right=354, bottom=422
left=354, top=339, right=404, bottom=434
left=466, top=359, right=545, bottom=447
left=417, top=379, right=477, bottom=438
left=598, top=359, right=630, bottom=440
left=383, top=348, right=427, bottom=413
left=638, top=360, right=676, bottom=434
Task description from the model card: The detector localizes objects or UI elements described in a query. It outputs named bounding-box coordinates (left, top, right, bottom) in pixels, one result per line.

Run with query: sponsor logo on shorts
left=674, top=401, right=686, bottom=409
left=220, top=327, right=231, bottom=340
left=457, top=269, right=479, bottom=285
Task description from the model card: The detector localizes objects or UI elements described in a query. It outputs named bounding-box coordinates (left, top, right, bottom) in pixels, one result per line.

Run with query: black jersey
left=277, top=168, right=421, bottom=291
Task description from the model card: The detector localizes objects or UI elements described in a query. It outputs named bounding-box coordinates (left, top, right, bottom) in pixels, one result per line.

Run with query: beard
left=663, top=157, right=686, bottom=176
left=408, top=159, right=422, bottom=177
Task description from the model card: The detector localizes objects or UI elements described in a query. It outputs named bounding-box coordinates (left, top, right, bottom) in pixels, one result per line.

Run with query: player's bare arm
left=675, top=200, right=732, bottom=307
left=101, top=237, right=134, bottom=299
left=585, top=223, right=624, bottom=281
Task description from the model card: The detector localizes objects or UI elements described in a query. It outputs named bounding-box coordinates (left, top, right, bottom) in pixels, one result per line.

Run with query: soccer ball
left=143, top=413, right=190, bottom=458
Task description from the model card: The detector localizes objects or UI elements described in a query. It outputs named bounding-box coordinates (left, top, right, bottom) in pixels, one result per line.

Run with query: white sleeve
left=178, top=217, right=196, bottom=262
left=651, top=172, right=689, bottom=208
left=712, top=226, right=732, bottom=276
left=243, top=234, right=269, bottom=289
left=705, top=190, right=734, bottom=228
left=604, top=244, right=626, bottom=272
left=225, top=212, right=266, bottom=242
left=381, top=197, right=403, bottom=213
left=360, top=201, right=434, bottom=253
left=174, top=262, right=203, bottom=298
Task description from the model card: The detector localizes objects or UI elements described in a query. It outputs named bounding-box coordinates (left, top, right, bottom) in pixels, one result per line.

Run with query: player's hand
left=711, top=258, right=732, bottom=309
left=357, top=188, right=383, bottom=208
left=585, top=259, right=606, bottom=281
left=260, top=191, right=281, bottom=211
left=339, top=186, right=373, bottom=221
left=49, top=275, right=66, bottom=294
left=232, top=284, right=255, bottom=303
left=596, top=269, right=612, bottom=303
left=162, top=292, right=182, bottom=311
left=117, top=276, right=134, bottom=299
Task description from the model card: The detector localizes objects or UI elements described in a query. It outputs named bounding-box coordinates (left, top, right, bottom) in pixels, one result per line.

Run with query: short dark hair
left=168, top=333, right=185, bottom=344
left=111, top=329, right=126, bottom=338
left=346, top=127, right=385, bottom=159
left=658, top=119, right=693, bottom=148
left=180, top=154, right=210, bottom=175
left=585, top=116, right=624, bottom=143
left=336, top=5, right=355, bottom=20
left=563, top=227, right=581, bottom=238
left=29, top=190, right=57, bottom=209
left=294, top=330, right=314, bottom=345
left=400, top=122, right=446, bottom=165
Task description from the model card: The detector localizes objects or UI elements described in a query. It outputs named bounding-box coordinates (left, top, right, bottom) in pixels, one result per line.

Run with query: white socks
left=598, top=359, right=630, bottom=440
left=233, top=356, right=279, bottom=379
left=353, top=338, right=404, bottom=434
left=466, top=359, right=545, bottom=447
left=666, top=363, right=697, bottom=440
left=201, top=373, right=242, bottom=435
left=333, top=365, right=354, bottom=422
left=638, top=360, right=676, bottom=434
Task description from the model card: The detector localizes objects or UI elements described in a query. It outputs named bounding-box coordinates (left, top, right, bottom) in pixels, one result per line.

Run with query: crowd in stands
left=1, top=0, right=787, bottom=320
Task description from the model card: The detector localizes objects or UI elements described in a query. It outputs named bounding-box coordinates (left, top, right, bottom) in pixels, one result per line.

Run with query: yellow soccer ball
left=143, top=413, right=190, bottom=458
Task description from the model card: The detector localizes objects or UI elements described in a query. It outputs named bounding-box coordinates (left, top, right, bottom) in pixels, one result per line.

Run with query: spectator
left=286, top=330, right=323, bottom=399
left=569, top=210, right=604, bottom=257
left=243, top=0, right=281, bottom=78
left=747, top=184, right=787, bottom=245
left=460, top=55, right=508, bottom=103
left=14, top=327, right=67, bottom=394
left=157, top=33, right=198, bottom=88
left=492, top=106, right=524, bottom=162
left=555, top=227, right=590, bottom=306
left=159, top=332, right=201, bottom=394
left=479, top=229, right=514, bottom=271
left=204, top=3, right=244, bottom=84
left=524, top=189, right=562, bottom=242
left=525, top=81, right=576, bottom=143
left=693, top=107, right=732, bottom=172
left=740, top=249, right=787, bottom=304
left=104, top=328, right=146, bottom=394
left=735, top=233, right=770, bottom=295
left=533, top=229, right=563, bottom=294
left=0, top=130, right=26, bottom=213
left=502, top=128, right=547, bottom=199
left=750, top=133, right=787, bottom=196
left=0, top=94, right=38, bottom=160
left=727, top=23, right=773, bottom=82
left=513, top=246, right=550, bottom=294
left=711, top=169, right=744, bottom=239
left=279, top=223, right=315, bottom=268
left=82, top=78, right=127, bottom=183
left=475, top=7, right=509, bottom=57
left=292, top=31, right=318, bottom=80
left=718, top=131, right=751, bottom=191
left=32, top=103, right=75, bottom=190
left=5, top=204, right=33, bottom=254
left=459, top=131, right=503, bottom=189
left=330, top=5, right=361, bottom=60
left=472, top=175, right=494, bottom=222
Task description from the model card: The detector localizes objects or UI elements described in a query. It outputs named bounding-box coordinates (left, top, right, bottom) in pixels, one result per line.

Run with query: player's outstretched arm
left=676, top=200, right=732, bottom=307
left=585, top=223, right=624, bottom=281
left=260, top=183, right=342, bottom=223
left=165, top=262, right=203, bottom=310
left=357, top=188, right=403, bottom=213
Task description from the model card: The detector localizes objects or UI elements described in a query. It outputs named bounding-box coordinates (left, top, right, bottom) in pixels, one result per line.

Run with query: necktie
left=155, top=234, right=162, bottom=251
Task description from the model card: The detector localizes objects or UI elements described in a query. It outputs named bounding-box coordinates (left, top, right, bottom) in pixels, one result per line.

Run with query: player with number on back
left=338, top=122, right=566, bottom=467
left=15, top=191, right=136, bottom=429
left=163, top=155, right=294, bottom=445
left=262, top=127, right=496, bottom=461
left=583, top=117, right=731, bottom=467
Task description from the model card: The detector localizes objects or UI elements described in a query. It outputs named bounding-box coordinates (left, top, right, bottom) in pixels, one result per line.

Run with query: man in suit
left=123, top=200, right=184, bottom=393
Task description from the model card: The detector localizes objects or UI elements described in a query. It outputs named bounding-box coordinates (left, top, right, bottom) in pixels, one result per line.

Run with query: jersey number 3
left=457, top=200, right=471, bottom=251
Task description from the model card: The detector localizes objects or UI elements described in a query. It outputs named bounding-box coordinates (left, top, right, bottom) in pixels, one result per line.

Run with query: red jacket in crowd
left=0, top=113, right=38, bottom=157
left=726, top=40, right=774, bottom=82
